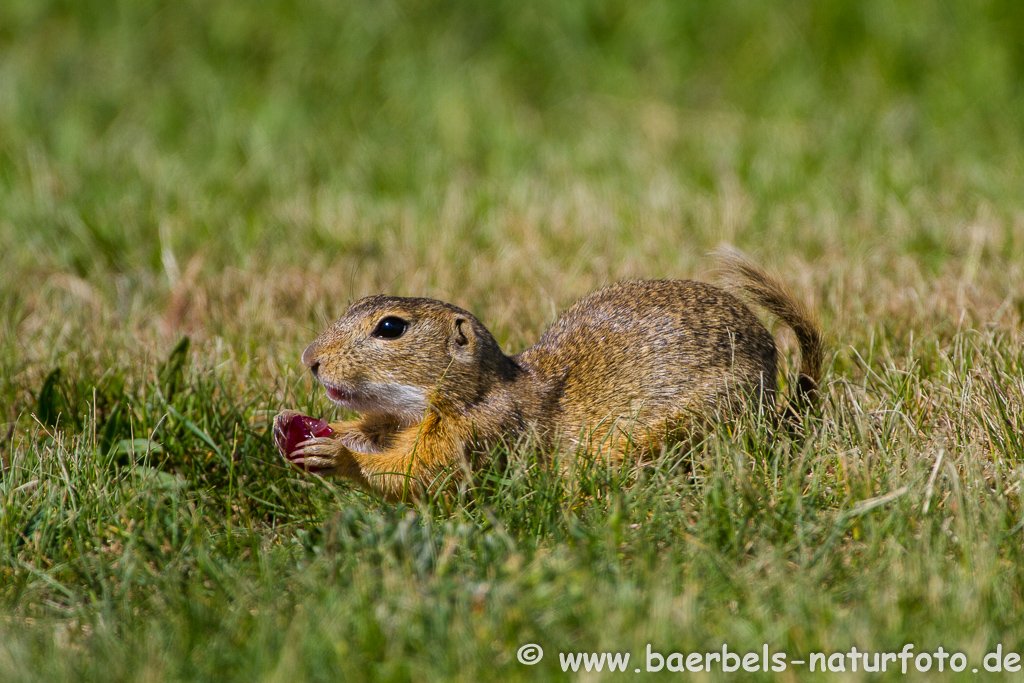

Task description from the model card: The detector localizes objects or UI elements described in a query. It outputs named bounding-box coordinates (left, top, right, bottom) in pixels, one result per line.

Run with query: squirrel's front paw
left=287, top=436, right=346, bottom=476
left=273, top=410, right=302, bottom=455
left=273, top=410, right=340, bottom=475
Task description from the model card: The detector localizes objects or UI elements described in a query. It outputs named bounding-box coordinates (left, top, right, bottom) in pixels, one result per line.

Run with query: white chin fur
left=334, top=383, right=428, bottom=425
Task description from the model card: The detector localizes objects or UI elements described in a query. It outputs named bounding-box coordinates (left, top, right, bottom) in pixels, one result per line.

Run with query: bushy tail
left=714, top=246, right=824, bottom=410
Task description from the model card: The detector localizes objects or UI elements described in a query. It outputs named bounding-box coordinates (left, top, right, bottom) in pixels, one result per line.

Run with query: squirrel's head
left=302, top=295, right=511, bottom=423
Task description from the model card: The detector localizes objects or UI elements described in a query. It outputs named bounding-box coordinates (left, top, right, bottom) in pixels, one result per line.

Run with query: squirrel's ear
left=451, top=317, right=475, bottom=356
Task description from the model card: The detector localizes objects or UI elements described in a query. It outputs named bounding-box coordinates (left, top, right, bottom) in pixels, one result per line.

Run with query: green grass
left=2, top=0, right=1024, bottom=680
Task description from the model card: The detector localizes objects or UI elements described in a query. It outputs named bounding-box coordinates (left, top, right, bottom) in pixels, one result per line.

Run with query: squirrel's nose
left=301, top=342, right=319, bottom=368
left=309, top=362, right=320, bottom=377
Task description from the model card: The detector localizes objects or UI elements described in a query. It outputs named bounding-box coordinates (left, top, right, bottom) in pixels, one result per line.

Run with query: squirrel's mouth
left=321, top=381, right=358, bottom=407
left=326, top=385, right=353, bottom=403
left=319, top=379, right=429, bottom=426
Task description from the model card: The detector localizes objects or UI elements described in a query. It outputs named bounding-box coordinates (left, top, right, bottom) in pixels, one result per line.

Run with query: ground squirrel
left=274, top=248, right=823, bottom=501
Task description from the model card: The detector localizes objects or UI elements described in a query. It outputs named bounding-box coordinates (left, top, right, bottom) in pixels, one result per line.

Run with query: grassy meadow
left=1, top=0, right=1024, bottom=680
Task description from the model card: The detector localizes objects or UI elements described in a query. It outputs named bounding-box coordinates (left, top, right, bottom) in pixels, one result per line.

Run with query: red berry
left=280, top=414, right=334, bottom=457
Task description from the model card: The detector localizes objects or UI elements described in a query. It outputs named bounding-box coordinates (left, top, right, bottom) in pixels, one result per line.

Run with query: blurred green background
left=2, top=0, right=1022, bottom=275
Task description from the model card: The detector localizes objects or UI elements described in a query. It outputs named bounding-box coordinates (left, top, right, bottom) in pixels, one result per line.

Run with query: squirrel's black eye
left=372, top=316, right=408, bottom=339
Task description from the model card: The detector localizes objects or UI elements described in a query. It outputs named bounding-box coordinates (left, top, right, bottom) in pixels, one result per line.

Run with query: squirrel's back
left=515, top=278, right=783, bottom=450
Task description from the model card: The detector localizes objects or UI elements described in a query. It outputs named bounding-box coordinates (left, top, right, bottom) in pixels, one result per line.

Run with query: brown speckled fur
left=275, top=250, right=823, bottom=501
